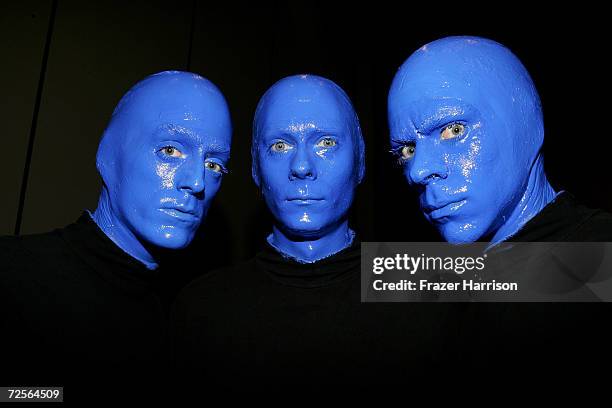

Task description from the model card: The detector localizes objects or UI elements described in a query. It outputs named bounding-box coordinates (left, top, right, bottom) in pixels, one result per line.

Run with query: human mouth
left=286, top=198, right=324, bottom=205
left=159, top=207, right=200, bottom=222
left=424, top=199, right=467, bottom=222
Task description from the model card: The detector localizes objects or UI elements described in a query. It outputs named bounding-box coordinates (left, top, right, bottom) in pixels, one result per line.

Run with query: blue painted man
left=93, top=70, right=232, bottom=269
left=1, top=71, right=232, bottom=384
left=387, top=37, right=612, bottom=373
left=388, top=36, right=612, bottom=244
left=251, top=74, right=365, bottom=262
left=173, top=74, right=458, bottom=385
left=388, top=36, right=556, bottom=244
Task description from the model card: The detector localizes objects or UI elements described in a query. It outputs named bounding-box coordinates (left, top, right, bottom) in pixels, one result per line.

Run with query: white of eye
left=205, top=161, right=223, bottom=173
left=441, top=123, right=466, bottom=140
left=161, top=146, right=183, bottom=157
left=271, top=141, right=292, bottom=152
left=400, top=144, right=415, bottom=160
left=316, top=138, right=336, bottom=148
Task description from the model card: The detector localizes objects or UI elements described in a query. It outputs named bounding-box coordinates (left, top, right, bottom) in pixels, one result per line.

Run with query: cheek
left=260, top=160, right=290, bottom=199
left=203, top=176, right=222, bottom=202
left=155, top=162, right=179, bottom=189
left=454, top=139, right=481, bottom=181
left=116, top=158, right=158, bottom=207
left=319, top=161, right=357, bottom=208
left=446, top=127, right=483, bottom=177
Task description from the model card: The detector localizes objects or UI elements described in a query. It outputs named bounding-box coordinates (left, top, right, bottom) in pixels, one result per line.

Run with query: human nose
left=407, top=141, right=447, bottom=185
left=289, top=144, right=317, bottom=181
left=176, top=156, right=205, bottom=195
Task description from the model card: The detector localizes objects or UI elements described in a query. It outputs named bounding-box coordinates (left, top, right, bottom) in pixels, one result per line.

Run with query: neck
left=268, top=219, right=355, bottom=263
left=489, top=154, right=556, bottom=246
left=91, top=189, right=158, bottom=270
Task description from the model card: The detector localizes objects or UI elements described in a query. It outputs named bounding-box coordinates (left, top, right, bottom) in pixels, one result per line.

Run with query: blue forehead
left=255, top=75, right=355, bottom=139
left=153, top=123, right=231, bottom=158
left=390, top=97, right=481, bottom=139
left=389, top=37, right=539, bottom=118
left=389, top=36, right=543, bottom=147
left=106, top=71, right=232, bottom=150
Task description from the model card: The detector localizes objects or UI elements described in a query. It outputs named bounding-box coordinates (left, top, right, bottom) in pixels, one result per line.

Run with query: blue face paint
left=93, top=71, right=232, bottom=269
left=388, top=36, right=556, bottom=245
left=253, top=75, right=365, bottom=263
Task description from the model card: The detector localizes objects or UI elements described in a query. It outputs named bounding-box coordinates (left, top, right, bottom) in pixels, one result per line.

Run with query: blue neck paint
left=92, top=71, right=232, bottom=269
left=388, top=36, right=556, bottom=245
left=253, top=75, right=364, bottom=263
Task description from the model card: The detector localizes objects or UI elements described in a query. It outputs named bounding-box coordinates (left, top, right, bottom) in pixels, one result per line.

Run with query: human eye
left=391, top=141, right=416, bottom=164
left=204, top=160, right=228, bottom=174
left=158, top=145, right=183, bottom=158
left=440, top=122, right=466, bottom=140
left=270, top=140, right=293, bottom=153
left=315, top=137, right=337, bottom=148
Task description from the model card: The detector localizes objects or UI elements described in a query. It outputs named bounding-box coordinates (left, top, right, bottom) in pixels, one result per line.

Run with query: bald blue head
left=388, top=36, right=555, bottom=244
left=94, top=71, right=232, bottom=269
left=252, top=74, right=365, bottom=185
left=251, top=74, right=364, bottom=262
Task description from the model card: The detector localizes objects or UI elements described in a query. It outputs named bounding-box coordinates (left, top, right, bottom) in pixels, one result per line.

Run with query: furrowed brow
left=416, top=104, right=476, bottom=135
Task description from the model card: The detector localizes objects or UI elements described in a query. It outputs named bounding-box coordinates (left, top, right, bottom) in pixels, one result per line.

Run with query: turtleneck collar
left=58, top=212, right=161, bottom=296
left=256, top=238, right=361, bottom=289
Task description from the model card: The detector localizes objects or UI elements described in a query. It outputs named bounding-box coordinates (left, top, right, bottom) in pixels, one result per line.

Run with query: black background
left=1, top=1, right=610, bottom=296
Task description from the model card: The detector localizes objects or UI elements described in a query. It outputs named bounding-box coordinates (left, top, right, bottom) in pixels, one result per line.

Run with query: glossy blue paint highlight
left=388, top=36, right=556, bottom=245
left=92, top=71, right=232, bottom=269
left=253, top=75, right=364, bottom=263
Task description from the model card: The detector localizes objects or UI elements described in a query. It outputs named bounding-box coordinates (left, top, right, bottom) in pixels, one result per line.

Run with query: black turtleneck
left=458, top=192, right=612, bottom=373
left=0, top=212, right=168, bottom=386
left=171, top=239, right=463, bottom=386
left=510, top=191, right=612, bottom=242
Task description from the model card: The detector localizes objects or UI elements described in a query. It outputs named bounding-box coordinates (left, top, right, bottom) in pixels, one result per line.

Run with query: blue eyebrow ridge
left=416, top=105, right=473, bottom=135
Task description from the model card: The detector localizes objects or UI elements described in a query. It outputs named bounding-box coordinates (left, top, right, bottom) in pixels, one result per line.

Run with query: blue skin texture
left=388, top=36, right=556, bottom=245
left=253, top=75, right=365, bottom=263
left=92, top=71, right=232, bottom=270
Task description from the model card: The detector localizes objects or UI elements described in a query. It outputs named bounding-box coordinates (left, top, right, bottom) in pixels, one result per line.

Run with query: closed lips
left=425, top=199, right=466, bottom=220
left=159, top=207, right=199, bottom=219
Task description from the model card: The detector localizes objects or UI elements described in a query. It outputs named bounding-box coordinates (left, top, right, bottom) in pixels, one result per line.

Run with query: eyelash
left=157, top=145, right=182, bottom=158
left=389, top=141, right=416, bottom=166
left=205, top=160, right=229, bottom=174
left=316, top=137, right=337, bottom=148
left=268, top=137, right=337, bottom=154
left=440, top=121, right=468, bottom=140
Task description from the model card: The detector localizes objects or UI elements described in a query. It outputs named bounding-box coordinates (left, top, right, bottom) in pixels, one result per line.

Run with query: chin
left=443, top=235, right=474, bottom=245
left=439, top=222, right=483, bottom=244
left=145, top=229, right=194, bottom=250
left=285, top=216, right=346, bottom=239
left=280, top=220, right=325, bottom=238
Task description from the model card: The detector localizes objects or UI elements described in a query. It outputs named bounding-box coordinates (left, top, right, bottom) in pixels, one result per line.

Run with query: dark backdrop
left=1, top=1, right=610, bottom=295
